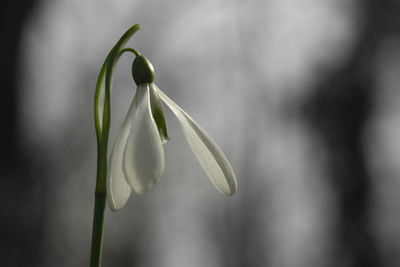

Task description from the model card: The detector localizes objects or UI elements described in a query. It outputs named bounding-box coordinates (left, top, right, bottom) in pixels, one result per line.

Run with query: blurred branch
left=304, top=0, right=400, bottom=266
left=0, top=0, right=45, bottom=267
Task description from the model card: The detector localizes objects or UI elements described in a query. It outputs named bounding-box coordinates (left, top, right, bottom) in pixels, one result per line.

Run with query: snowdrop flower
left=107, top=54, right=237, bottom=211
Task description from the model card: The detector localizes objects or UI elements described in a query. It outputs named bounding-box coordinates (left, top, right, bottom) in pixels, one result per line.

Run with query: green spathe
left=132, top=55, right=154, bottom=85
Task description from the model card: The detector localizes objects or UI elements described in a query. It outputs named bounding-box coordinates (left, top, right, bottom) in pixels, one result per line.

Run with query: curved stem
left=120, top=47, right=140, bottom=56
left=91, top=24, right=141, bottom=267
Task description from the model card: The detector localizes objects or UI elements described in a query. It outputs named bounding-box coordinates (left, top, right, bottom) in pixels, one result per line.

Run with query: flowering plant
left=90, top=24, right=237, bottom=267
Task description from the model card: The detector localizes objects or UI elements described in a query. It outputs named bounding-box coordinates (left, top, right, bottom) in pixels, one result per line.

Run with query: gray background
left=2, top=0, right=400, bottom=266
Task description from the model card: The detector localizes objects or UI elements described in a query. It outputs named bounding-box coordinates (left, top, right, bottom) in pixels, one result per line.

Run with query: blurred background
left=2, top=0, right=400, bottom=266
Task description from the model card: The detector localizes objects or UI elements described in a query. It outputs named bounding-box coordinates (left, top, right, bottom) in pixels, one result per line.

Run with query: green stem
left=90, top=24, right=141, bottom=267
left=90, top=141, right=107, bottom=267
left=90, top=192, right=106, bottom=267
left=121, top=47, right=140, bottom=56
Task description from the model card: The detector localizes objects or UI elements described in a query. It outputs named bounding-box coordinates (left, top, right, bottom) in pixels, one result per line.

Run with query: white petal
left=123, top=84, right=165, bottom=193
left=156, top=86, right=237, bottom=195
left=107, top=95, right=137, bottom=211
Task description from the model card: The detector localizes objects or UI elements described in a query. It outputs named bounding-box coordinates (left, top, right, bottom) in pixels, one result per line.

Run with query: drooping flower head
left=103, top=30, right=237, bottom=211
left=91, top=25, right=237, bottom=267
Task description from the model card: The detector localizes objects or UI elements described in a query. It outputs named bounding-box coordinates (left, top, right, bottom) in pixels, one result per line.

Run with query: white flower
left=107, top=57, right=237, bottom=211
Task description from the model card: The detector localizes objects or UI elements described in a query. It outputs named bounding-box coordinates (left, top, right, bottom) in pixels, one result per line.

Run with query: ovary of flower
left=107, top=83, right=237, bottom=211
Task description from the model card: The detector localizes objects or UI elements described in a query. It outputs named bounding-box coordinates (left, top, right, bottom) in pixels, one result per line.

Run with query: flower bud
left=132, top=55, right=155, bottom=85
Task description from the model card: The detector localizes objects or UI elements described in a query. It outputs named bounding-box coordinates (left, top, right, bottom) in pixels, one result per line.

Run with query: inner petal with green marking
left=149, top=84, right=169, bottom=143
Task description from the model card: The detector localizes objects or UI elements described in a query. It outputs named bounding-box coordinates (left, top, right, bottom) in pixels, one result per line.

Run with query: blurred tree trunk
left=0, top=0, right=45, bottom=266
left=305, top=0, right=400, bottom=266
